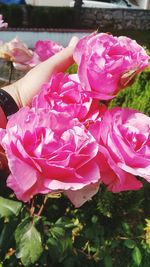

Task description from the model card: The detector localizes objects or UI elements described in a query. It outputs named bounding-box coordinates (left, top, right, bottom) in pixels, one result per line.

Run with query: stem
left=115, top=235, right=144, bottom=240
left=29, top=198, right=35, bottom=217
left=8, top=61, right=13, bottom=84
left=36, top=195, right=48, bottom=217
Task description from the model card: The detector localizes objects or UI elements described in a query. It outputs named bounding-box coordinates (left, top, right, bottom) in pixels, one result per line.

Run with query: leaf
left=122, top=222, right=131, bottom=235
left=0, top=197, right=22, bottom=218
left=120, top=69, right=137, bottom=88
left=104, top=254, right=113, bottom=267
left=124, top=239, right=136, bottom=249
left=55, top=217, right=75, bottom=229
left=132, top=247, right=142, bottom=266
left=47, top=237, right=61, bottom=263
left=50, top=226, right=65, bottom=239
left=15, top=218, right=43, bottom=266
left=91, top=215, right=98, bottom=224
left=0, top=219, right=18, bottom=255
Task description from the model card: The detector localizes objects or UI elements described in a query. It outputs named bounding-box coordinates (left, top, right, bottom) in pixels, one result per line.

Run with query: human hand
left=0, top=36, right=78, bottom=169
left=1, top=36, right=78, bottom=108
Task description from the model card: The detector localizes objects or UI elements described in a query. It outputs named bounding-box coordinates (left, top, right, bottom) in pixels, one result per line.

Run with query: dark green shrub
left=0, top=4, right=24, bottom=27
left=0, top=4, right=78, bottom=29
left=8, top=4, right=23, bottom=28
left=110, top=68, right=150, bottom=116
left=0, top=4, right=10, bottom=24
left=31, top=7, right=76, bottom=29
left=31, top=6, right=51, bottom=28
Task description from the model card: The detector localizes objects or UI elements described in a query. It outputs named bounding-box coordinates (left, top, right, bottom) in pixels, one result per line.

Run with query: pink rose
left=32, top=73, right=100, bottom=122
left=34, top=40, right=63, bottom=61
left=86, top=117, right=141, bottom=192
left=0, top=14, right=8, bottom=29
left=93, top=108, right=150, bottom=192
left=0, top=107, right=100, bottom=205
left=74, top=33, right=149, bottom=100
left=0, top=37, right=43, bottom=71
left=66, top=182, right=100, bottom=208
left=5, top=37, right=33, bottom=62
left=98, top=145, right=142, bottom=193
left=13, top=51, right=41, bottom=71
left=12, top=39, right=64, bottom=70
left=0, top=37, right=34, bottom=68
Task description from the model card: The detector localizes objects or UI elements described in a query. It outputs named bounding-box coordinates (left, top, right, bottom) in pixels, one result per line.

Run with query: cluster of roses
left=0, top=36, right=63, bottom=71
left=0, top=29, right=150, bottom=207
left=0, top=14, right=63, bottom=70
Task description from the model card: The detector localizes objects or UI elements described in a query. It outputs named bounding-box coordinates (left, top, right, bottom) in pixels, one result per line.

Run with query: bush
left=110, top=68, right=150, bottom=116
left=31, top=6, right=76, bottom=29
left=0, top=4, right=78, bottom=29
left=9, top=4, right=23, bottom=27
left=0, top=4, right=10, bottom=24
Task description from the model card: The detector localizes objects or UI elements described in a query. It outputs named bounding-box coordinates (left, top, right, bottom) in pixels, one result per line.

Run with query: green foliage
left=0, top=197, right=22, bottom=218
left=0, top=4, right=24, bottom=27
left=1, top=185, right=150, bottom=266
left=0, top=4, right=78, bottom=29
left=15, top=218, right=43, bottom=266
left=109, top=69, right=150, bottom=116
left=31, top=6, right=76, bottom=29
left=9, top=4, right=23, bottom=28
left=132, top=247, right=142, bottom=266
left=0, top=4, right=10, bottom=24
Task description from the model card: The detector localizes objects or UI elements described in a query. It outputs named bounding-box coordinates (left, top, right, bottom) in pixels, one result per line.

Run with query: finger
left=68, top=36, right=79, bottom=47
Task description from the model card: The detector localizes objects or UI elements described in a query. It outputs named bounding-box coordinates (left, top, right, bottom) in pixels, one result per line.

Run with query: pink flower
left=93, top=107, right=150, bottom=192
left=0, top=14, right=8, bottom=29
left=13, top=51, right=41, bottom=71
left=14, top=39, right=63, bottom=70
left=32, top=73, right=100, bottom=122
left=34, top=40, right=63, bottom=61
left=0, top=37, right=34, bottom=66
left=12, top=39, right=63, bottom=70
left=98, top=145, right=142, bottom=193
left=66, top=182, right=100, bottom=208
left=74, top=33, right=149, bottom=100
left=0, top=107, right=100, bottom=205
left=0, top=37, right=44, bottom=71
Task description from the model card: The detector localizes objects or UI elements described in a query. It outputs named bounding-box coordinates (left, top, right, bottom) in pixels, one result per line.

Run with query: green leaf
left=0, top=197, right=22, bottom=218
left=0, top=219, right=18, bottom=255
left=104, top=254, right=113, bottom=267
left=50, top=226, right=65, bottom=238
left=132, top=247, right=142, bottom=266
left=91, top=215, right=98, bottom=224
left=124, top=239, right=136, bottom=249
left=47, top=237, right=61, bottom=261
left=55, top=217, right=75, bottom=229
left=15, top=218, right=43, bottom=266
left=122, top=222, right=131, bottom=235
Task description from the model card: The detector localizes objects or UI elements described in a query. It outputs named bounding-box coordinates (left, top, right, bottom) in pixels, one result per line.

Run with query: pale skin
left=0, top=36, right=79, bottom=169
